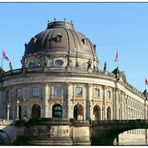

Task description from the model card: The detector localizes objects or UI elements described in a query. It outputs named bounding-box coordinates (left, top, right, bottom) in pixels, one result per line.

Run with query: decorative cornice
left=1, top=68, right=145, bottom=99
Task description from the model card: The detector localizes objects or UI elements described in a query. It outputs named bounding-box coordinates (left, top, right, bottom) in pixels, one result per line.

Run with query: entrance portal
left=32, top=104, right=41, bottom=119
left=93, top=105, right=101, bottom=120
left=74, top=104, right=84, bottom=120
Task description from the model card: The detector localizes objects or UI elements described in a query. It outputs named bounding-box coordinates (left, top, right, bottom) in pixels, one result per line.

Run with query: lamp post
left=6, top=104, right=10, bottom=120
left=16, top=100, right=20, bottom=120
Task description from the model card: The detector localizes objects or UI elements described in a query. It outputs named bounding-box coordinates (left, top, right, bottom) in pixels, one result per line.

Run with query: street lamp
left=102, top=105, right=105, bottom=120
left=16, top=100, right=20, bottom=120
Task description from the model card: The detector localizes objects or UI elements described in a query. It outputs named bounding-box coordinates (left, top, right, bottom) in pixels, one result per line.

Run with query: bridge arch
left=92, top=120, right=148, bottom=145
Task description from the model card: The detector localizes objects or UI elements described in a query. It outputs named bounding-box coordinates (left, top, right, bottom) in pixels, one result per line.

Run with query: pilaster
left=102, top=85, right=107, bottom=120
left=44, top=83, right=49, bottom=118
left=86, top=83, right=92, bottom=120
left=67, top=82, right=71, bottom=119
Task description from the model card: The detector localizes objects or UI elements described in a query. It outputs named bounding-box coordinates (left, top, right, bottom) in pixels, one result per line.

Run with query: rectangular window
left=54, top=85, right=62, bottom=96
left=32, top=87, right=41, bottom=97
left=16, top=88, right=21, bottom=98
left=94, top=88, right=100, bottom=97
left=75, top=87, right=83, bottom=96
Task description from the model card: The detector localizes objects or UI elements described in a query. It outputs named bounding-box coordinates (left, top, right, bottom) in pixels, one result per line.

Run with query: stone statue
left=9, top=62, right=13, bottom=71
left=87, top=59, right=92, bottom=69
left=67, top=54, right=72, bottom=67
left=112, top=67, right=120, bottom=80
left=104, top=61, right=107, bottom=71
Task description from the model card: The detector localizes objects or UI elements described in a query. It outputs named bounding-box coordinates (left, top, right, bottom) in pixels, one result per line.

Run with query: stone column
left=86, top=84, right=92, bottom=120
left=44, top=83, right=49, bottom=118
left=26, top=86, right=31, bottom=119
left=7, top=104, right=10, bottom=120
left=16, top=100, right=19, bottom=120
left=102, top=86, right=106, bottom=120
left=101, top=105, right=105, bottom=120
left=112, top=84, right=118, bottom=120
left=122, top=93, right=125, bottom=120
left=67, top=82, right=71, bottom=119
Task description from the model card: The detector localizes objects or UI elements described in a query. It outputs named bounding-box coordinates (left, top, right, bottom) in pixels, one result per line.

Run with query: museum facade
left=0, top=20, right=148, bottom=145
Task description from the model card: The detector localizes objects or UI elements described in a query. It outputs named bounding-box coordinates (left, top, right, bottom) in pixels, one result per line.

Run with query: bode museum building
left=0, top=20, right=148, bottom=145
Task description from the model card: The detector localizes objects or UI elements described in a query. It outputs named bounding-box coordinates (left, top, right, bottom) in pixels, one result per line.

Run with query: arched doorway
left=73, top=104, right=84, bottom=120
left=19, top=106, right=22, bottom=120
left=107, top=106, right=111, bottom=120
left=52, top=104, right=62, bottom=118
left=93, top=105, right=101, bottom=120
left=32, top=104, right=41, bottom=119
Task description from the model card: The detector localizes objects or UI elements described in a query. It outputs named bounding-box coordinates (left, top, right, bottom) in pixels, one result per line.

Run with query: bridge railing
left=70, top=119, right=90, bottom=126
left=92, top=119, right=148, bottom=126
left=0, top=119, right=14, bottom=125
left=15, top=118, right=70, bottom=126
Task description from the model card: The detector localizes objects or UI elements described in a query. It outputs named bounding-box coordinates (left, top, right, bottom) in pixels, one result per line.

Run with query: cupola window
left=56, top=34, right=62, bottom=42
left=28, top=62, right=34, bottom=69
left=81, top=38, right=85, bottom=44
left=55, top=59, right=64, bottom=67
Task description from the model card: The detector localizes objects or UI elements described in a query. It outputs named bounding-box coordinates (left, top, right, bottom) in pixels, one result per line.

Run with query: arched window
left=52, top=104, right=62, bottom=118
left=107, top=106, right=111, bottom=120
left=32, top=104, right=41, bottom=119
left=93, top=105, right=101, bottom=120
left=73, top=104, right=84, bottom=120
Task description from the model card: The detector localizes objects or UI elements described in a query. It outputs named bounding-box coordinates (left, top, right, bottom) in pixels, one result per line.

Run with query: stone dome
left=24, top=21, right=96, bottom=58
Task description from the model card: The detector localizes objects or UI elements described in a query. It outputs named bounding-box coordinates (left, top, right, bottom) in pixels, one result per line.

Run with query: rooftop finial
left=54, top=18, right=56, bottom=22
left=48, top=20, right=50, bottom=23
left=64, top=18, right=66, bottom=26
left=71, top=20, right=74, bottom=29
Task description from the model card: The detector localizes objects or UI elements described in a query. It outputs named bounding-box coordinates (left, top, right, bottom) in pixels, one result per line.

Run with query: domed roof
left=24, top=21, right=96, bottom=58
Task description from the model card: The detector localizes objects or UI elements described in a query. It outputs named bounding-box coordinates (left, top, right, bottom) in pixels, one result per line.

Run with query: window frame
left=32, top=87, right=41, bottom=97
left=16, top=88, right=22, bottom=98
left=107, top=90, right=111, bottom=99
left=94, top=88, right=100, bottom=98
left=53, top=85, right=63, bottom=96
left=52, top=104, right=62, bottom=118
left=75, top=87, right=83, bottom=96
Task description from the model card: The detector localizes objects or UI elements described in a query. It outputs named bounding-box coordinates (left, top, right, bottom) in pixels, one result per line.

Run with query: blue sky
left=0, top=3, right=148, bottom=91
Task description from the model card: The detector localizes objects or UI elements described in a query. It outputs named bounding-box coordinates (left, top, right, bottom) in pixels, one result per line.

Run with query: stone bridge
left=0, top=119, right=148, bottom=145
left=91, top=119, right=148, bottom=145
left=0, top=119, right=16, bottom=144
